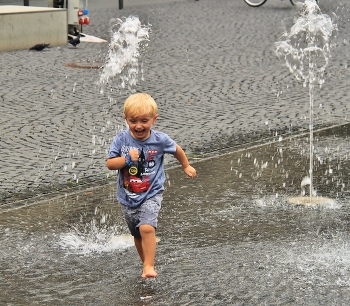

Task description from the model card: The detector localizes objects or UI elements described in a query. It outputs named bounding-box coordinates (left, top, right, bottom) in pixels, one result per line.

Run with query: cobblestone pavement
left=1, top=0, right=350, bottom=205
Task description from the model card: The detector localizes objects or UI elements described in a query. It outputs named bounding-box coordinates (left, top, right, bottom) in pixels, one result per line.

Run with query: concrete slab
left=0, top=5, right=60, bottom=13
left=0, top=5, right=67, bottom=51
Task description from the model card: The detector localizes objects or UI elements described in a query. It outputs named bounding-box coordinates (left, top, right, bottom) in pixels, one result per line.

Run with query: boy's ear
left=153, top=114, right=159, bottom=123
left=123, top=113, right=126, bottom=119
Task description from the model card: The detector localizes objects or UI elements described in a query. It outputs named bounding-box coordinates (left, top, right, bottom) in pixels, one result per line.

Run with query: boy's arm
left=106, top=156, right=127, bottom=170
left=173, top=144, right=197, bottom=178
left=106, top=149, right=139, bottom=170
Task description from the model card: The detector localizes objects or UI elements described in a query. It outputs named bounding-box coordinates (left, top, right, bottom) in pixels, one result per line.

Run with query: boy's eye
left=128, top=118, right=150, bottom=124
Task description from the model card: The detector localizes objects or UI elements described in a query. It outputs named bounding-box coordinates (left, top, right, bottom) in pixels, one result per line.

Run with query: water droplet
left=98, top=16, right=150, bottom=93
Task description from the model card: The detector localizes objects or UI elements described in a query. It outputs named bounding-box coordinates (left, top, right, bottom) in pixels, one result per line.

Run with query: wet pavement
left=2, top=1, right=350, bottom=304
left=1, top=123, right=350, bottom=305
left=0, top=0, right=349, bottom=203
left=0, top=1, right=350, bottom=202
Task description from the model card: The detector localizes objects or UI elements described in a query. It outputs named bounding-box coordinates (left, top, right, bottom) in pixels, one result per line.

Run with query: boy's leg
left=134, top=232, right=158, bottom=278
left=134, top=237, right=144, bottom=262
left=121, top=193, right=162, bottom=278
left=120, top=205, right=146, bottom=264
left=139, top=224, right=157, bottom=278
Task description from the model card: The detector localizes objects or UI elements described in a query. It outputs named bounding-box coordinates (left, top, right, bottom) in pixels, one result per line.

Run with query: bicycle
left=244, top=0, right=294, bottom=7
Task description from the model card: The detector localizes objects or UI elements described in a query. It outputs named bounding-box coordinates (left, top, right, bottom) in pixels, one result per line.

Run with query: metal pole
left=119, top=0, right=123, bottom=9
left=24, top=0, right=29, bottom=5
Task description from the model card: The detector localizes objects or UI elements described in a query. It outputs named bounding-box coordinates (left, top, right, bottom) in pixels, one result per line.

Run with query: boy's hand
left=184, top=165, right=196, bottom=178
left=128, top=149, right=139, bottom=163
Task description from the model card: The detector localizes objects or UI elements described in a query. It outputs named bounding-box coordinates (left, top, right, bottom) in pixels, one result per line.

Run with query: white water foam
left=275, top=0, right=337, bottom=199
left=59, top=231, right=135, bottom=255
left=59, top=218, right=134, bottom=255
left=275, top=0, right=337, bottom=87
left=280, top=236, right=350, bottom=287
left=98, top=16, right=151, bottom=94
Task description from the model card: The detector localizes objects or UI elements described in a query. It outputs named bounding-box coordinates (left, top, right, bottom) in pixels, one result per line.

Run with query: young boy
left=106, top=93, right=196, bottom=278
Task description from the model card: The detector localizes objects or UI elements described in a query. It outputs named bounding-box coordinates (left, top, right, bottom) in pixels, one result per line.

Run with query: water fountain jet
left=276, top=0, right=337, bottom=205
left=98, top=16, right=150, bottom=95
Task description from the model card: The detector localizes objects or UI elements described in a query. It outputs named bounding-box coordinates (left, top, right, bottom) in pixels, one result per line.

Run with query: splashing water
left=300, top=176, right=316, bottom=196
left=276, top=1, right=336, bottom=87
left=98, top=16, right=151, bottom=94
left=59, top=219, right=134, bottom=255
left=275, top=0, right=337, bottom=203
left=59, top=232, right=135, bottom=255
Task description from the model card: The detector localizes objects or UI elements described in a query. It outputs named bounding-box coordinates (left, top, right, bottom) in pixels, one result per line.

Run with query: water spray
left=276, top=0, right=337, bottom=204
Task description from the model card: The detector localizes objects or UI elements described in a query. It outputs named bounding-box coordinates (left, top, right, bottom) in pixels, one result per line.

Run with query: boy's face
left=124, top=112, right=158, bottom=141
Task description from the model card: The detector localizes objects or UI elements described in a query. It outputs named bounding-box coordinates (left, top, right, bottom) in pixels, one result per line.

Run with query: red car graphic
left=127, top=176, right=150, bottom=193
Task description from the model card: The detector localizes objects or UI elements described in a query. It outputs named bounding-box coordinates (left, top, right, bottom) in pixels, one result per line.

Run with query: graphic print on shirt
left=123, top=148, right=158, bottom=197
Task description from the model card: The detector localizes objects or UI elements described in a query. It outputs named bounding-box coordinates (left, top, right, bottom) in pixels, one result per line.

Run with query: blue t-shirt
left=108, top=129, right=176, bottom=207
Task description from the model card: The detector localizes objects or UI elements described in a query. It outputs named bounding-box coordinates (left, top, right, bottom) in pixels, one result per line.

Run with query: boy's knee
left=139, top=224, right=155, bottom=235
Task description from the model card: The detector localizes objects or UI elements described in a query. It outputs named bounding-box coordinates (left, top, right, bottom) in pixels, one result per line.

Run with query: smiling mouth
left=134, top=130, right=144, bottom=135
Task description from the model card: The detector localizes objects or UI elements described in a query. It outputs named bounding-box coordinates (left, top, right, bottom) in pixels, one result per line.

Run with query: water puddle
left=1, top=124, right=350, bottom=305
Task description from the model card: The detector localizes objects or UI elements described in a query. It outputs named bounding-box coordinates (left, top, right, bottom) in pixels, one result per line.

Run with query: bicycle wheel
left=244, top=0, right=267, bottom=7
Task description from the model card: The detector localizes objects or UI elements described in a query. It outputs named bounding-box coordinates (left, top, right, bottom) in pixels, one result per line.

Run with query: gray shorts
left=120, top=193, right=163, bottom=238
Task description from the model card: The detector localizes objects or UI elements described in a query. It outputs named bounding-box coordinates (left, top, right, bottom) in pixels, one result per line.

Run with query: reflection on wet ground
left=1, top=124, right=350, bottom=305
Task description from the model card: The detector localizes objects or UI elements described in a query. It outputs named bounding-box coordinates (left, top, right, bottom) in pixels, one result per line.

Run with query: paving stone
left=0, top=0, right=349, bottom=204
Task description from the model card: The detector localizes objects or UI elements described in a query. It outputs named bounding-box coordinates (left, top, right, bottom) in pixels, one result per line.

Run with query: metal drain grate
left=64, top=62, right=103, bottom=69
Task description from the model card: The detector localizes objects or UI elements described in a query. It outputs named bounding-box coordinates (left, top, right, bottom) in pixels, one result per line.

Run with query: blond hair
left=123, top=93, right=158, bottom=118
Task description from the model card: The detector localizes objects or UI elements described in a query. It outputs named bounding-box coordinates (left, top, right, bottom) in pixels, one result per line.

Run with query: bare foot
left=142, top=266, right=158, bottom=278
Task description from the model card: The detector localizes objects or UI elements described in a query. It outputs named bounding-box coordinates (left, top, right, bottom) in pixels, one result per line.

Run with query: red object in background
left=79, top=17, right=84, bottom=24
left=78, top=9, right=84, bottom=16
left=84, top=17, right=90, bottom=25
